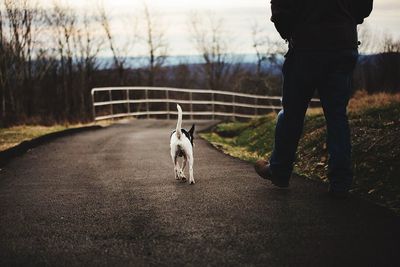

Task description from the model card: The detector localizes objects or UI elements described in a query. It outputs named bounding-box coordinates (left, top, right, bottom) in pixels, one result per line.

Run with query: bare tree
left=46, top=1, right=78, bottom=118
left=251, top=22, right=268, bottom=77
left=353, top=33, right=400, bottom=94
left=381, top=34, right=400, bottom=53
left=98, top=3, right=130, bottom=85
left=247, top=22, right=286, bottom=96
left=189, top=12, right=233, bottom=91
left=251, top=22, right=286, bottom=76
left=1, top=0, right=43, bottom=119
left=74, top=14, right=103, bottom=116
left=0, top=6, right=8, bottom=120
left=379, top=35, right=400, bottom=92
left=142, top=3, right=168, bottom=86
left=358, top=23, right=380, bottom=54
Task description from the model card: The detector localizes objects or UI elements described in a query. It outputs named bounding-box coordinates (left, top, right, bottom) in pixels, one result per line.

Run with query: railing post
left=232, top=95, right=235, bottom=121
left=145, top=89, right=149, bottom=119
left=255, top=98, right=258, bottom=116
left=166, top=90, right=170, bottom=120
left=211, top=92, right=215, bottom=120
left=91, top=91, right=96, bottom=121
left=190, top=91, right=193, bottom=120
left=126, top=89, right=130, bottom=115
left=109, top=90, right=113, bottom=120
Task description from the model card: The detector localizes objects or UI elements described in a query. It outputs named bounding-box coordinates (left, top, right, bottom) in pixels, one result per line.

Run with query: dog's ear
left=189, top=124, right=195, bottom=136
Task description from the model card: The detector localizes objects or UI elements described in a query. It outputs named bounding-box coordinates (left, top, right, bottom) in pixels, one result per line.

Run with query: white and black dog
left=170, top=104, right=195, bottom=184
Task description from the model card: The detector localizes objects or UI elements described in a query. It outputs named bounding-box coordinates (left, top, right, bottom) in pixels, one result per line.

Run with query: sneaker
left=254, top=160, right=289, bottom=188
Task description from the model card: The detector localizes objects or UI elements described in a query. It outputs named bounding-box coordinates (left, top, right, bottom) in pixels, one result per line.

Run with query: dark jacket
left=270, top=0, right=373, bottom=50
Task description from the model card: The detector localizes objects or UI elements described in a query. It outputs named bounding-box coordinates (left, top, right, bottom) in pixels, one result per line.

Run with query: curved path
left=0, top=120, right=399, bottom=266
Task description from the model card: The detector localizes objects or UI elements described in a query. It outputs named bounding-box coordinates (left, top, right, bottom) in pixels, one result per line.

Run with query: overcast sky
left=38, top=0, right=400, bottom=56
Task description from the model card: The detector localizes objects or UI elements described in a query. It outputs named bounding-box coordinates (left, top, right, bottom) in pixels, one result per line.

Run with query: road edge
left=0, top=125, right=104, bottom=167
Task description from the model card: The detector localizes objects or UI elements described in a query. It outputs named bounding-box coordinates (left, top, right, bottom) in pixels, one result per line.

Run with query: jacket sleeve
left=270, top=0, right=294, bottom=40
left=349, top=0, right=373, bottom=24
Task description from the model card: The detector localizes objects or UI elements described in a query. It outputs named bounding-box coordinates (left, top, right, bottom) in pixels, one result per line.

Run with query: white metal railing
left=91, top=86, right=320, bottom=121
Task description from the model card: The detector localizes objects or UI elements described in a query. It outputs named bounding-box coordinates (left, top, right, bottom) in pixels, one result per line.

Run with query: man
left=255, top=0, right=373, bottom=196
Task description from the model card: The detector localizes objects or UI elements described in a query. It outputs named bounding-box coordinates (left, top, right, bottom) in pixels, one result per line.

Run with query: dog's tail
left=176, top=104, right=183, bottom=139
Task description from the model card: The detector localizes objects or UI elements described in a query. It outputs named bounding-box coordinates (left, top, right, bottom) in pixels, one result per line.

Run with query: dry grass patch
left=0, top=120, right=113, bottom=152
left=348, top=90, right=400, bottom=113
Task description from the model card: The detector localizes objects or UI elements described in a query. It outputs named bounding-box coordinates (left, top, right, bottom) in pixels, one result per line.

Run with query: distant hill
left=97, top=53, right=283, bottom=72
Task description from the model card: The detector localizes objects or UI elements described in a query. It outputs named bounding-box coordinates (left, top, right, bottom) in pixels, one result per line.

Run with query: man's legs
left=269, top=52, right=316, bottom=183
left=256, top=50, right=356, bottom=191
left=318, top=50, right=357, bottom=192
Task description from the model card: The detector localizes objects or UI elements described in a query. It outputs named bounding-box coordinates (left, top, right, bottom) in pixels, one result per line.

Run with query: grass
left=0, top=121, right=112, bottom=152
left=200, top=91, right=400, bottom=213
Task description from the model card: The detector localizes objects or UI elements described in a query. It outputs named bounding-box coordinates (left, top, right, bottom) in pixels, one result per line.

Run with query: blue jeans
left=269, top=49, right=358, bottom=192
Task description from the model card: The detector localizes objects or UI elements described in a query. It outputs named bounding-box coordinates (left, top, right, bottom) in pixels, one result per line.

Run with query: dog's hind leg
left=180, top=156, right=187, bottom=181
left=171, top=153, right=181, bottom=180
left=188, top=155, right=195, bottom=184
left=172, top=155, right=186, bottom=181
left=175, top=159, right=182, bottom=180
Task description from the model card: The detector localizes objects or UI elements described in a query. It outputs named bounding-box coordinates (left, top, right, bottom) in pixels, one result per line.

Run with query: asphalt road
left=0, top=120, right=399, bottom=266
